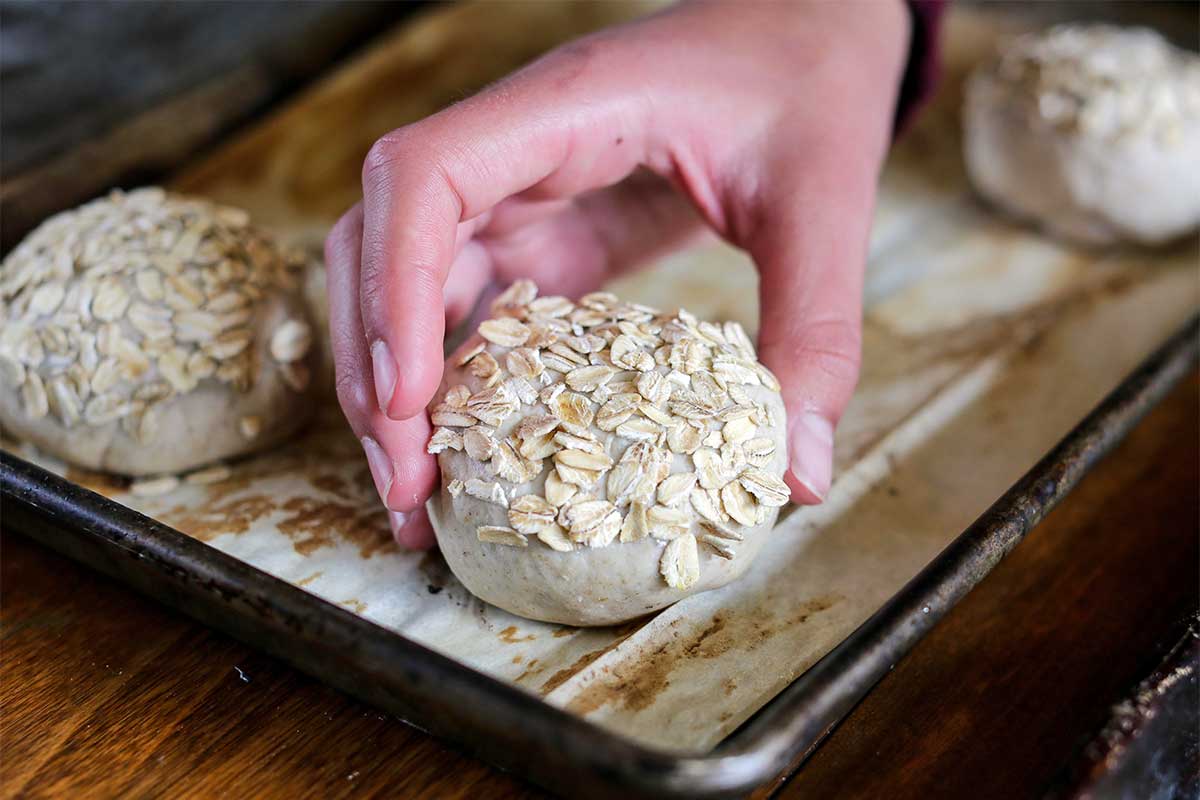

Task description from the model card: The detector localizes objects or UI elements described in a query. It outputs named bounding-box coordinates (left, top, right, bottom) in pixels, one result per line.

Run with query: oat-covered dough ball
left=426, top=281, right=789, bottom=626
left=0, top=188, right=318, bottom=475
left=964, top=24, right=1200, bottom=246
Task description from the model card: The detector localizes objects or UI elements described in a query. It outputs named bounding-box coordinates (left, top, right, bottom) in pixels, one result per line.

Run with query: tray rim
left=2, top=314, right=1196, bottom=799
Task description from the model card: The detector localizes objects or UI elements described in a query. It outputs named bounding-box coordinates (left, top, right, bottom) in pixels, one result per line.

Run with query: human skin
left=325, top=0, right=912, bottom=547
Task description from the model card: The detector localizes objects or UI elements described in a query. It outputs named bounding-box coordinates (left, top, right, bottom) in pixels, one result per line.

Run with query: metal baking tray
left=3, top=315, right=1196, bottom=798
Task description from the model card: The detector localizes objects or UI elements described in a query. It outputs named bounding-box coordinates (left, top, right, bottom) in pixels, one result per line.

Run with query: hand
left=326, top=0, right=911, bottom=548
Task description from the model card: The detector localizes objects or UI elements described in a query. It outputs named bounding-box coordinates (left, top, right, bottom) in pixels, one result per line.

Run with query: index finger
left=358, top=38, right=648, bottom=422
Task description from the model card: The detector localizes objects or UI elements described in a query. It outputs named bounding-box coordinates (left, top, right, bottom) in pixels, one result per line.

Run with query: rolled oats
left=505, top=347, right=544, bottom=379
left=467, top=350, right=500, bottom=381
left=536, top=524, right=575, bottom=552
left=429, top=281, right=788, bottom=589
left=477, top=526, right=528, bottom=547
left=444, top=384, right=472, bottom=407
left=492, top=440, right=541, bottom=483
left=554, top=448, right=613, bottom=472
left=700, top=534, right=736, bottom=559
left=465, top=478, right=509, bottom=507
left=269, top=319, right=313, bottom=363
left=427, top=427, right=465, bottom=454
left=508, top=494, right=557, bottom=534
left=549, top=390, right=594, bottom=428
left=130, top=474, right=181, bottom=497
left=239, top=415, right=262, bottom=439
left=479, top=317, right=531, bottom=347
left=432, top=403, right=477, bottom=426
left=463, top=426, right=498, bottom=461
left=615, top=416, right=660, bottom=442
left=544, top=470, right=578, bottom=506
left=646, top=504, right=691, bottom=540
left=739, top=467, right=790, bottom=507
left=660, top=533, right=700, bottom=590
left=721, top=481, right=759, bottom=526
left=185, top=464, right=233, bottom=485
left=656, top=472, right=697, bottom=506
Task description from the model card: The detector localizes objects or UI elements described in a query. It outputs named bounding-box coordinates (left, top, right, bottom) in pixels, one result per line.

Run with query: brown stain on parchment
left=539, top=644, right=621, bottom=696
left=64, top=467, right=128, bottom=495
left=277, top=497, right=391, bottom=559
left=497, top=626, right=536, bottom=644
left=565, top=595, right=842, bottom=716
left=751, top=596, right=840, bottom=643
left=682, top=614, right=729, bottom=659
left=515, top=659, right=545, bottom=684
left=163, top=495, right=278, bottom=540
left=161, top=491, right=392, bottom=560
left=340, top=598, right=368, bottom=615
left=311, top=474, right=347, bottom=495
left=538, top=617, right=650, bottom=695
left=296, top=571, right=324, bottom=587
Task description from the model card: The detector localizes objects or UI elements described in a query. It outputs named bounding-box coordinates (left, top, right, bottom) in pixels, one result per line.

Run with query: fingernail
left=387, top=509, right=409, bottom=545
left=371, top=339, right=398, bottom=416
left=789, top=411, right=834, bottom=502
left=361, top=435, right=394, bottom=505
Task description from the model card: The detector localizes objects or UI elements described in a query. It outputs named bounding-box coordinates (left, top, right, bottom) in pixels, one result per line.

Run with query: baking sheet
left=4, top=3, right=1198, bottom=754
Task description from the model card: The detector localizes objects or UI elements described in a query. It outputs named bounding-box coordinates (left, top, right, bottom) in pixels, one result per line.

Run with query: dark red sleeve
left=894, top=0, right=948, bottom=135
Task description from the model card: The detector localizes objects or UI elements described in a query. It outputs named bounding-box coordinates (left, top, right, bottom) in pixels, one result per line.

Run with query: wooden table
left=3, top=373, right=1195, bottom=799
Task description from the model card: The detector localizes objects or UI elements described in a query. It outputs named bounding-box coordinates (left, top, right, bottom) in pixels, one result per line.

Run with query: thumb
left=748, top=142, right=875, bottom=504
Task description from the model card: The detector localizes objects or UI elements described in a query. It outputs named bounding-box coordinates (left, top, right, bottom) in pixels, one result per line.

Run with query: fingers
left=358, top=39, right=649, bottom=423
left=442, top=239, right=495, bottom=331
left=750, top=135, right=878, bottom=505
left=388, top=507, right=437, bottom=550
left=433, top=171, right=708, bottom=353
left=482, top=171, right=709, bottom=297
left=325, top=204, right=439, bottom=523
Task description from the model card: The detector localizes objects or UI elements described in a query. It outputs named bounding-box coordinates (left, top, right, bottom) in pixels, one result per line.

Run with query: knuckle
left=803, top=342, right=862, bottom=387
left=802, top=317, right=862, bottom=367
left=763, top=316, right=862, bottom=386
left=535, top=32, right=615, bottom=94
left=362, top=127, right=421, bottom=188
left=333, top=365, right=371, bottom=425
left=357, top=272, right=390, bottom=323
left=809, top=316, right=862, bottom=353
left=800, top=318, right=863, bottom=389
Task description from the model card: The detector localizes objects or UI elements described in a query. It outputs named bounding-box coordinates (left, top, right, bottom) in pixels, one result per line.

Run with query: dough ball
left=963, top=24, right=1200, bottom=246
left=0, top=188, right=319, bottom=475
left=425, top=281, right=790, bottom=626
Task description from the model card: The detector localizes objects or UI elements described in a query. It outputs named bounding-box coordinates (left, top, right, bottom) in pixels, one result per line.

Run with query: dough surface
left=425, top=282, right=790, bottom=626
left=963, top=24, right=1200, bottom=246
left=0, top=188, right=318, bottom=475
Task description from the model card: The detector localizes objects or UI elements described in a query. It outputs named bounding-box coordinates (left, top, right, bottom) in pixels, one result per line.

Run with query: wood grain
left=3, top=373, right=1195, bottom=799
left=0, top=533, right=544, bottom=799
